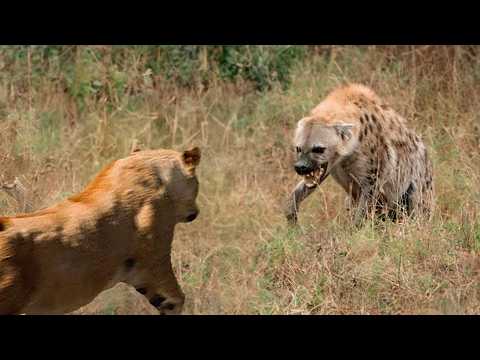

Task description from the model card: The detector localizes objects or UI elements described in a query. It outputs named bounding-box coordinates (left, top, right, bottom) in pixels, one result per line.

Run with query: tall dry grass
left=0, top=46, right=479, bottom=314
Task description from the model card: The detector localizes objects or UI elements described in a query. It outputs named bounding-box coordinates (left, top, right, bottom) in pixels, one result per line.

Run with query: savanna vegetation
left=0, top=45, right=479, bottom=314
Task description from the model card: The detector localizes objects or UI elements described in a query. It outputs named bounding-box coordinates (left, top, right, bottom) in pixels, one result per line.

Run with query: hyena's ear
left=334, top=124, right=354, bottom=141
left=182, top=147, right=201, bottom=169
left=294, top=117, right=310, bottom=143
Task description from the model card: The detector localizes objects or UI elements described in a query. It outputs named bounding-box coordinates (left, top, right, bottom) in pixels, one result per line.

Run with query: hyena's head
left=293, top=116, right=358, bottom=184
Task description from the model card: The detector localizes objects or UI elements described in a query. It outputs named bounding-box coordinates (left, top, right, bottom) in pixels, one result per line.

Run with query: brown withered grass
left=1, top=46, right=479, bottom=314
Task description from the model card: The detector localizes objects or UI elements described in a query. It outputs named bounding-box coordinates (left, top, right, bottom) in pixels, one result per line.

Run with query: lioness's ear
left=334, top=124, right=354, bottom=141
left=182, top=147, right=201, bottom=167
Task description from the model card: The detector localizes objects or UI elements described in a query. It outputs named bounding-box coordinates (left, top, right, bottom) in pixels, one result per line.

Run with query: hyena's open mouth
left=305, top=162, right=329, bottom=187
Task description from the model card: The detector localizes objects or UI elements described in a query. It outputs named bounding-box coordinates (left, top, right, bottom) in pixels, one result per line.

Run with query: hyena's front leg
left=285, top=180, right=317, bottom=225
left=147, top=254, right=185, bottom=315
left=352, top=186, right=383, bottom=226
left=352, top=192, right=370, bottom=227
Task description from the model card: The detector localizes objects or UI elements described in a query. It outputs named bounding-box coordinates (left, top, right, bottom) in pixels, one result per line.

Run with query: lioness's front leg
left=147, top=255, right=185, bottom=315
left=285, top=180, right=317, bottom=225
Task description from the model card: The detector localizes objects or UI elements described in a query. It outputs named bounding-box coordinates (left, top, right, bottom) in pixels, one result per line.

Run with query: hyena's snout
left=294, top=158, right=315, bottom=175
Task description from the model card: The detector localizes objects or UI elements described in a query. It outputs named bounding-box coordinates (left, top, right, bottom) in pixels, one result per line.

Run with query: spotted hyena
left=285, top=83, right=434, bottom=225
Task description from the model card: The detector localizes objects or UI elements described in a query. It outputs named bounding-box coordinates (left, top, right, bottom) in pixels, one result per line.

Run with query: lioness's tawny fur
left=0, top=147, right=201, bottom=315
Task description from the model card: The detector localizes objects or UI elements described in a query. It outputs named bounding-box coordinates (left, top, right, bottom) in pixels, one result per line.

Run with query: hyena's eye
left=295, top=147, right=302, bottom=153
left=311, top=146, right=326, bottom=154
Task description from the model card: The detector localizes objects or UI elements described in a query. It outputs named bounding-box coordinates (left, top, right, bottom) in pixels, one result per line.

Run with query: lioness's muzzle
left=185, top=210, right=199, bottom=222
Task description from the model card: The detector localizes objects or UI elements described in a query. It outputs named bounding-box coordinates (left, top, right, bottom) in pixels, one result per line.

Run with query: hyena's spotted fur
left=286, top=84, right=434, bottom=225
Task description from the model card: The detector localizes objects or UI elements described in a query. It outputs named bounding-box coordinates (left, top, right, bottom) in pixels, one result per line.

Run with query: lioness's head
left=293, top=116, right=358, bottom=186
left=165, top=147, right=202, bottom=223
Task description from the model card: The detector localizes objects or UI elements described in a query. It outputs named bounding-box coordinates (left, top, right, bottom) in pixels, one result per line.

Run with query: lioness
left=0, top=147, right=201, bottom=315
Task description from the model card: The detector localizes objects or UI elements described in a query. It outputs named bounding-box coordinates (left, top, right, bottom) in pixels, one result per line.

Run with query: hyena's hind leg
left=351, top=190, right=379, bottom=226
left=410, top=149, right=435, bottom=220
left=389, top=181, right=433, bottom=221
left=411, top=181, right=434, bottom=221
left=385, top=182, right=415, bottom=221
